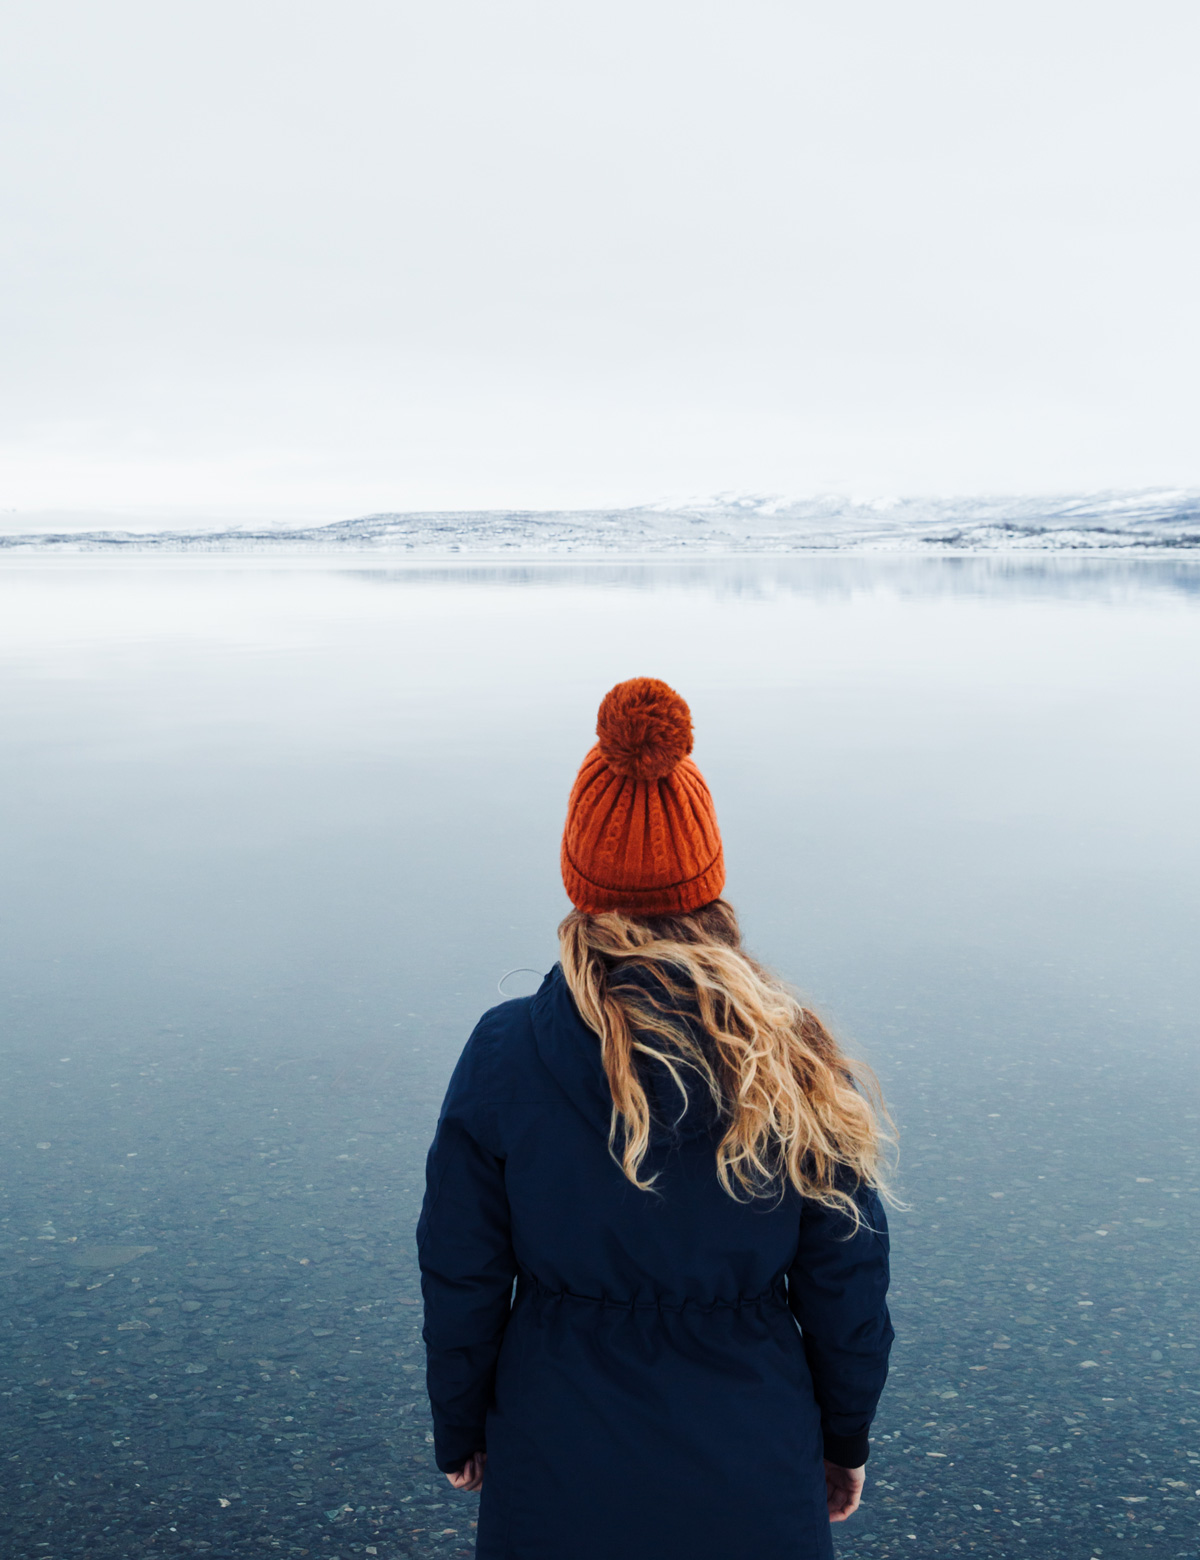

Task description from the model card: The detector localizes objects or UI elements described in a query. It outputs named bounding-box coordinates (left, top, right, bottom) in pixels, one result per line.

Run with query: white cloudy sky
left=2, top=0, right=1198, bottom=521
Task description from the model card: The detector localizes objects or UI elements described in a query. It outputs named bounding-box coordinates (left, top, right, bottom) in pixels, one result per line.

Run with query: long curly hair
left=558, top=899, right=893, bottom=1224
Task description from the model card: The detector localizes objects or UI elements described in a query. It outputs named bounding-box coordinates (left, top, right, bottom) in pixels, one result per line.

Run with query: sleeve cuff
left=822, top=1429, right=870, bottom=1468
left=433, top=1431, right=487, bottom=1474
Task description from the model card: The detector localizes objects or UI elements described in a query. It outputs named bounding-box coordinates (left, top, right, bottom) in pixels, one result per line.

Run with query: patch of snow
left=2, top=490, right=1198, bottom=555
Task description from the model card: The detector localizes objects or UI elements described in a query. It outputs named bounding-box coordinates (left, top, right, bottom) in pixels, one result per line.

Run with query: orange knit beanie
left=560, top=677, right=725, bottom=916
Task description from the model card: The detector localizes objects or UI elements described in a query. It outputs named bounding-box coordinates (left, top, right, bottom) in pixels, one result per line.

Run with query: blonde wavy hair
left=558, top=899, right=893, bottom=1224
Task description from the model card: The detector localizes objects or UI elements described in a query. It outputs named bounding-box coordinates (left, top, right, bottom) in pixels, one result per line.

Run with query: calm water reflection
left=1, top=557, right=1198, bottom=1559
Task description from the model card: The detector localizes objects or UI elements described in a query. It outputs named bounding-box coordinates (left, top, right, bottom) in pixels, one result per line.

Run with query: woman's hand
left=446, top=1451, right=487, bottom=1493
left=824, top=1460, right=865, bottom=1522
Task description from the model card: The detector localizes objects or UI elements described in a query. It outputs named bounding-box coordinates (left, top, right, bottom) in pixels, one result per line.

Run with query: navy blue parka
left=417, top=966, right=892, bottom=1560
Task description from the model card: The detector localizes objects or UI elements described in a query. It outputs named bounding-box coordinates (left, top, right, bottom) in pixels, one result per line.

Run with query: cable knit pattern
left=561, top=679, right=725, bottom=915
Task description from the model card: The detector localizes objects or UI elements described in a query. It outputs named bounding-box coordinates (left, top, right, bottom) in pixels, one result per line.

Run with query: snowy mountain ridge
left=3, top=489, right=1199, bottom=553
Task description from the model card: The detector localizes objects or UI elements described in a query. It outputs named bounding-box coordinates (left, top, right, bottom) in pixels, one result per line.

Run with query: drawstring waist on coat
left=516, top=1272, right=789, bottom=1314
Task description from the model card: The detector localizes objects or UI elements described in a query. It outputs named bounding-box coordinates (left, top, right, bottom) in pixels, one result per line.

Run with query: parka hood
left=529, top=963, right=722, bottom=1145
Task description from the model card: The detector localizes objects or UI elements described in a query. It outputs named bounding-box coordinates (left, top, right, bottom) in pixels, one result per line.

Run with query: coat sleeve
left=786, top=1182, right=893, bottom=1469
left=417, top=1028, right=517, bottom=1474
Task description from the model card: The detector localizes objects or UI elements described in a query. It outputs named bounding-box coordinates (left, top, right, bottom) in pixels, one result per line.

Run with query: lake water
left=1, top=555, right=1198, bottom=1560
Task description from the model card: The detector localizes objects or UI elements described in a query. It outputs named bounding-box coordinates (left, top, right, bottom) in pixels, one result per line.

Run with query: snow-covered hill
left=3, top=490, right=1199, bottom=553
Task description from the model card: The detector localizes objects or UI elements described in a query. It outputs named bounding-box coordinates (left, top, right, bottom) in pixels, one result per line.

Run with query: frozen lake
left=1, top=555, right=1198, bottom=1559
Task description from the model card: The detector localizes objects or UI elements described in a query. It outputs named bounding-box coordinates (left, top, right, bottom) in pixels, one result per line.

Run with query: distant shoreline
left=3, top=490, right=1199, bottom=555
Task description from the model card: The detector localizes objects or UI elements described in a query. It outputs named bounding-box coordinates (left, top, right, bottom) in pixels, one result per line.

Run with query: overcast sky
left=2, top=0, right=1198, bottom=521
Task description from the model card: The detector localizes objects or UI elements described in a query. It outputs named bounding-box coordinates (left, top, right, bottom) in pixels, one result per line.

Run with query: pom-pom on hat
left=561, top=677, right=725, bottom=916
